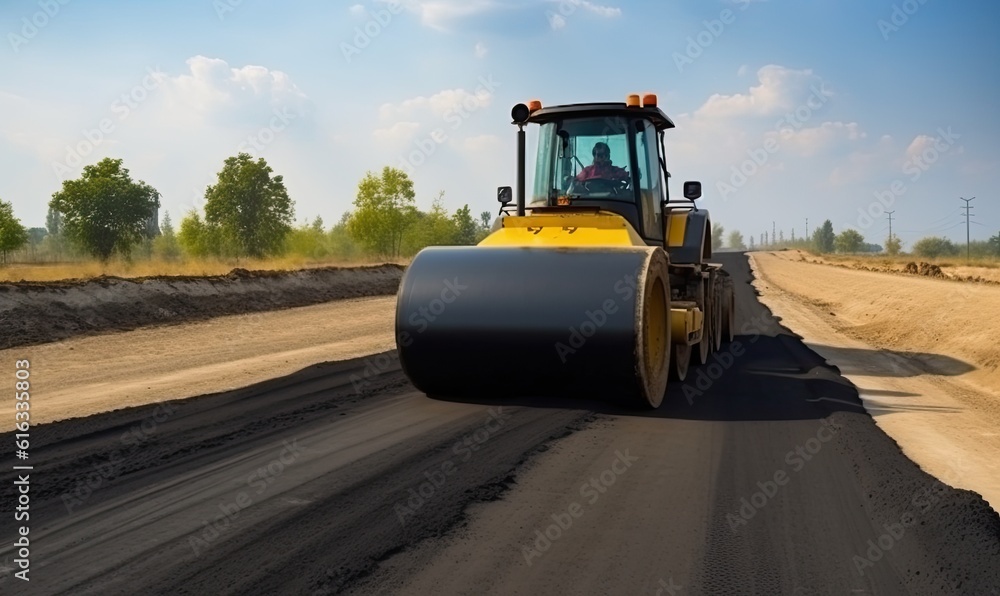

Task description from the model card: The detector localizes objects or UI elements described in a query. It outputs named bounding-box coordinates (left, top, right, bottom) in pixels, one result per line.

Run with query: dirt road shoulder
left=750, top=251, right=1000, bottom=511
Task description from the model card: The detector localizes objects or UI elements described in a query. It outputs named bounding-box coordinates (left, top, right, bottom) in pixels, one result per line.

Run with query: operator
left=576, top=142, right=629, bottom=182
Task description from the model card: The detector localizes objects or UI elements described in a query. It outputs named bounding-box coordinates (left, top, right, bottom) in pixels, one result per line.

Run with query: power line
left=960, top=196, right=975, bottom=261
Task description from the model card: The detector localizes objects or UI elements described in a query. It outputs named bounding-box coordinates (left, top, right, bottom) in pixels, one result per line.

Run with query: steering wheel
left=572, top=177, right=630, bottom=195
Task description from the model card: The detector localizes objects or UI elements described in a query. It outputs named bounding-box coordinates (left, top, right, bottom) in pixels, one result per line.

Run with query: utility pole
left=960, top=197, right=975, bottom=261
left=805, top=218, right=809, bottom=238
left=772, top=221, right=776, bottom=244
left=886, top=211, right=895, bottom=241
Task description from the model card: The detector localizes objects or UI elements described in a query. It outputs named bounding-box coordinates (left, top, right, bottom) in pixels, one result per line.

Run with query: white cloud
left=474, top=41, right=488, bottom=58
left=349, top=4, right=366, bottom=16
left=694, top=65, right=824, bottom=119
left=904, top=134, right=937, bottom=162
left=829, top=135, right=896, bottom=186
left=373, top=121, right=421, bottom=145
left=767, top=121, right=865, bottom=157
left=578, top=1, right=621, bottom=18
left=159, top=56, right=307, bottom=117
left=394, top=0, right=496, bottom=31
left=378, top=88, right=494, bottom=121
left=457, top=134, right=502, bottom=153
left=547, top=0, right=620, bottom=29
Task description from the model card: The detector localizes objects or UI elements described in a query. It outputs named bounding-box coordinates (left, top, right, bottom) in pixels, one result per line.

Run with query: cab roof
left=527, top=102, right=676, bottom=131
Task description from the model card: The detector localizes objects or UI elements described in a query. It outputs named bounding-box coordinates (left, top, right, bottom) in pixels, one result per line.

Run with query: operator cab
left=526, top=99, right=677, bottom=245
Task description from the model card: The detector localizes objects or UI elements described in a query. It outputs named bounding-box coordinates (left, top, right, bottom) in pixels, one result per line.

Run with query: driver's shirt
left=576, top=163, right=629, bottom=181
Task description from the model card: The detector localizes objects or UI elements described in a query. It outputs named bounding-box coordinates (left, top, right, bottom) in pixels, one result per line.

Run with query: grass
left=0, top=255, right=409, bottom=282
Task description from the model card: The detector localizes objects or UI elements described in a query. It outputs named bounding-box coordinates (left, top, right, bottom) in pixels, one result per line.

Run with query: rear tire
left=671, top=342, right=691, bottom=382
left=694, top=278, right=713, bottom=366
left=721, top=278, right=735, bottom=342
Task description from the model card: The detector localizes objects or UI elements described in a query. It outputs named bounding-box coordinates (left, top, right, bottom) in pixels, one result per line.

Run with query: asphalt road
left=2, top=253, right=998, bottom=595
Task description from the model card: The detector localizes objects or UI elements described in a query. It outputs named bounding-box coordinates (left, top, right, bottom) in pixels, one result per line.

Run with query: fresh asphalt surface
left=2, top=253, right=998, bottom=595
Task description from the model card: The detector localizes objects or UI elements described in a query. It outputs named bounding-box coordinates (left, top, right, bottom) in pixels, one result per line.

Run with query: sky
left=1, top=0, right=998, bottom=247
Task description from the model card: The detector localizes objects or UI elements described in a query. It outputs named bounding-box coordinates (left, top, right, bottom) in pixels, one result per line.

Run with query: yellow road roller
left=396, top=94, right=734, bottom=408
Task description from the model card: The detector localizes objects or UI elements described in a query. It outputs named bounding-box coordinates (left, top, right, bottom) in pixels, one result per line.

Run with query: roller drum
left=395, top=246, right=670, bottom=407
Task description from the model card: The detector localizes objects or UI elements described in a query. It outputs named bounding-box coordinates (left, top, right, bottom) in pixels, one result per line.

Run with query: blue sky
left=1, top=0, right=997, bottom=247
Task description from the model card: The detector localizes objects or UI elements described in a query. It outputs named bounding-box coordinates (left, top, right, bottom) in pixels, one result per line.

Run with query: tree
left=0, top=200, right=29, bottom=265
left=712, top=222, right=724, bottom=250
left=812, top=220, right=835, bottom=253
left=480, top=210, right=493, bottom=231
left=912, top=236, right=958, bottom=259
left=726, top=230, right=746, bottom=250
left=404, top=194, right=458, bottom=254
left=153, top=212, right=182, bottom=260
left=885, top=235, right=903, bottom=256
left=989, top=232, right=1000, bottom=257
left=453, top=204, right=478, bottom=245
left=348, top=166, right=417, bottom=257
left=49, top=158, right=160, bottom=262
left=204, top=153, right=294, bottom=258
left=834, top=229, right=865, bottom=253
left=178, top=210, right=226, bottom=258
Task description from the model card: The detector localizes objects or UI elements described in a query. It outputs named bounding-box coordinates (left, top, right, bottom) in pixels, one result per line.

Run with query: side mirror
left=683, top=181, right=702, bottom=201
left=497, top=186, right=513, bottom=204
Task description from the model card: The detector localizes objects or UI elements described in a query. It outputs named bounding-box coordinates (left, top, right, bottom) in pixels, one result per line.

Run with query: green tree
left=178, top=210, right=227, bottom=257
left=726, top=230, right=746, bottom=250
left=480, top=210, right=492, bottom=231
left=912, top=236, right=958, bottom=258
left=285, top=217, right=330, bottom=260
left=328, top=211, right=361, bottom=260
left=885, top=235, right=903, bottom=256
left=989, top=232, right=1000, bottom=257
left=204, top=153, right=294, bottom=258
left=49, top=158, right=160, bottom=262
left=834, top=229, right=865, bottom=253
left=403, top=195, right=458, bottom=254
left=348, top=166, right=417, bottom=257
left=711, top=222, right=724, bottom=250
left=453, top=204, right=479, bottom=245
left=153, top=211, right=182, bottom=260
left=0, top=200, right=29, bottom=264
left=812, top=220, right=835, bottom=253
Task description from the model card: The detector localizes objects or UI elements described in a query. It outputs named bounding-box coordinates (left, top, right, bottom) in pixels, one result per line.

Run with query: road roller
left=396, top=94, right=734, bottom=408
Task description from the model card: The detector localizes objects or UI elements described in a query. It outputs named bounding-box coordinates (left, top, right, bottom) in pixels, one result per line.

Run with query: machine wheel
left=670, top=342, right=691, bottom=381
left=721, top=279, right=735, bottom=342
left=711, top=275, right=723, bottom=351
left=633, top=251, right=671, bottom=409
left=694, top=278, right=714, bottom=366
